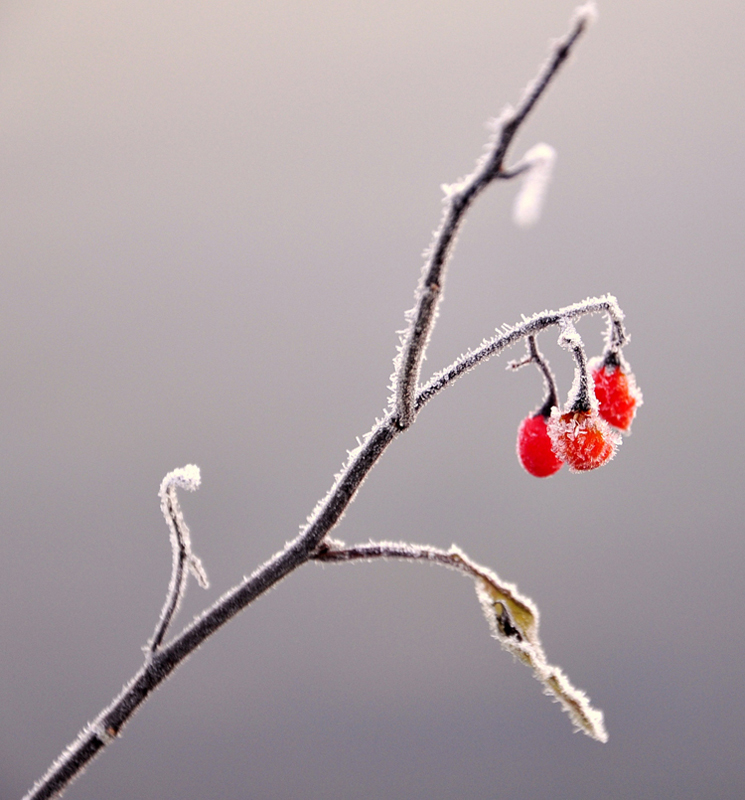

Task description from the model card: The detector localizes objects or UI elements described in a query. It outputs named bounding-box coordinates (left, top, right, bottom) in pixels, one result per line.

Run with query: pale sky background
left=1, top=2, right=743, bottom=798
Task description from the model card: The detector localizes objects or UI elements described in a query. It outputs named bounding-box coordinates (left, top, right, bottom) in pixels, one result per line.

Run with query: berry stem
left=558, top=322, right=593, bottom=413
left=509, top=335, right=558, bottom=417
left=529, top=336, right=559, bottom=417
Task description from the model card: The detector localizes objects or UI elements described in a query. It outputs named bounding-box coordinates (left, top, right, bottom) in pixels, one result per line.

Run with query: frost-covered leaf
left=314, top=542, right=607, bottom=742
left=458, top=547, right=607, bottom=742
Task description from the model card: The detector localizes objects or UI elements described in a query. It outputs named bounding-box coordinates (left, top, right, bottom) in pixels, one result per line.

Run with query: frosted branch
left=312, top=540, right=607, bottom=742
left=22, top=8, right=618, bottom=798
left=392, top=8, right=593, bottom=429
left=23, top=299, right=624, bottom=798
left=416, top=295, right=625, bottom=413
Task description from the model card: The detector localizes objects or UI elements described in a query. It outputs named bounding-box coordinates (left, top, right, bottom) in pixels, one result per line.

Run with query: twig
left=416, top=294, right=625, bottom=412
left=392, top=4, right=596, bottom=429
left=150, top=465, right=208, bottom=654
left=558, top=320, right=594, bottom=413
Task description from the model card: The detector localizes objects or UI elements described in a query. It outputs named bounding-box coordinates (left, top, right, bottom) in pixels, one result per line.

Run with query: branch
left=23, top=291, right=619, bottom=799
left=22, top=423, right=399, bottom=800
left=392, top=3, right=596, bottom=429
left=416, top=294, right=625, bottom=413
left=22, top=6, right=610, bottom=798
left=312, top=540, right=608, bottom=742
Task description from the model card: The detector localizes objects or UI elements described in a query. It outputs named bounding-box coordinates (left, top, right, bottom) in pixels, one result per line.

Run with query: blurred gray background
left=1, top=1, right=743, bottom=798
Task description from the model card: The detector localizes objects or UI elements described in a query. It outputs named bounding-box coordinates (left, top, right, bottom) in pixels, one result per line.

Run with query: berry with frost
left=547, top=409, right=620, bottom=472
left=589, top=356, right=642, bottom=433
left=517, top=413, right=564, bottom=477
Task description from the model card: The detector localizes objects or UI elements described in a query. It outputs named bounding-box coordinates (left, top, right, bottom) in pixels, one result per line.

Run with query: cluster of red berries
left=517, top=355, right=641, bottom=477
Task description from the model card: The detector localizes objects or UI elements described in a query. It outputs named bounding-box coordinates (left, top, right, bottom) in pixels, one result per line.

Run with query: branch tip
left=575, top=1, right=599, bottom=27
left=159, top=463, right=201, bottom=496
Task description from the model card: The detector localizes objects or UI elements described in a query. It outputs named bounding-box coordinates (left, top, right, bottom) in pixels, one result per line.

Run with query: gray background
left=1, top=1, right=743, bottom=798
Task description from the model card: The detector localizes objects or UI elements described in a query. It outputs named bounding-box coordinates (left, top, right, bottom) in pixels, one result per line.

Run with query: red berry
left=517, top=414, right=564, bottom=477
left=590, top=358, right=642, bottom=433
left=547, top=410, right=620, bottom=472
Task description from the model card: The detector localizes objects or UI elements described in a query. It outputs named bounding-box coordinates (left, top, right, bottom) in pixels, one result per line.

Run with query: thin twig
left=559, top=320, right=594, bottom=412
left=416, top=294, right=624, bottom=413
left=393, top=5, right=595, bottom=429
left=151, top=466, right=208, bottom=654
left=509, top=335, right=559, bottom=417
